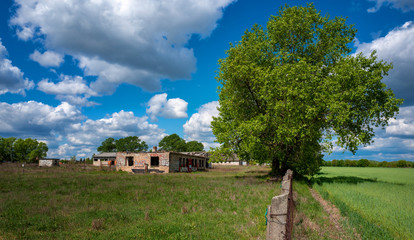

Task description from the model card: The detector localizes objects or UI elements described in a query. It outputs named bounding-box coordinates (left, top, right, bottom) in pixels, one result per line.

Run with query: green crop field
left=0, top=163, right=278, bottom=239
left=312, top=167, right=414, bottom=240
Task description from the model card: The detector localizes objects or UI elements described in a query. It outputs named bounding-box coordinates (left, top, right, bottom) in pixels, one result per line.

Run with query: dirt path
left=309, top=188, right=361, bottom=240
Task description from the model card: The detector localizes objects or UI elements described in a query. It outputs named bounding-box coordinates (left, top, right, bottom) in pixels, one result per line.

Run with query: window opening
left=151, top=156, right=159, bottom=166
left=127, top=157, right=134, bottom=166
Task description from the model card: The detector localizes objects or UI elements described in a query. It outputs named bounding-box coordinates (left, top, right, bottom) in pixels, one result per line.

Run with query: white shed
left=39, top=158, right=60, bottom=167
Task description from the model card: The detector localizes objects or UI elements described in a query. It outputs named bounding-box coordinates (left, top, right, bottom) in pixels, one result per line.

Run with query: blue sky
left=0, top=0, right=414, bottom=161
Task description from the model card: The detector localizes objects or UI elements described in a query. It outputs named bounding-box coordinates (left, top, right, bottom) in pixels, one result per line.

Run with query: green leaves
left=158, top=134, right=204, bottom=152
left=212, top=4, right=402, bottom=176
left=97, top=136, right=148, bottom=153
left=0, top=137, right=48, bottom=162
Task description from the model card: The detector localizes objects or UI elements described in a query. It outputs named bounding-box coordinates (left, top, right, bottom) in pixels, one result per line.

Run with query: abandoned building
left=115, top=147, right=207, bottom=173
left=92, top=152, right=116, bottom=166
left=39, top=158, right=60, bottom=167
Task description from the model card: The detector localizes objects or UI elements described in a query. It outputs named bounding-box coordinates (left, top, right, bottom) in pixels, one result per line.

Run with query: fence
left=266, top=169, right=294, bottom=240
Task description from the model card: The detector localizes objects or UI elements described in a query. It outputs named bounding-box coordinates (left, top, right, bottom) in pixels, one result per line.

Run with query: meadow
left=0, top=163, right=279, bottom=239
left=312, top=167, right=414, bottom=240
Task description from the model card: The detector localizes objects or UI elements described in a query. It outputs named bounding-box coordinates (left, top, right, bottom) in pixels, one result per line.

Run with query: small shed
left=39, top=158, right=60, bottom=167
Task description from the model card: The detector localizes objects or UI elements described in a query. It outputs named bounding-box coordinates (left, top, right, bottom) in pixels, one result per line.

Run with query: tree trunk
left=270, top=156, right=281, bottom=176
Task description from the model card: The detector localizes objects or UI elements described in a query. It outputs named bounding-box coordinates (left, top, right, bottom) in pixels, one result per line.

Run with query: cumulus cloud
left=0, top=100, right=167, bottom=158
left=29, top=50, right=64, bottom=67
left=0, top=101, right=82, bottom=137
left=183, top=101, right=219, bottom=149
left=0, top=38, right=34, bottom=95
left=330, top=105, right=414, bottom=160
left=355, top=21, right=414, bottom=104
left=66, top=110, right=166, bottom=148
left=385, top=106, right=414, bottom=136
left=38, top=75, right=98, bottom=106
left=367, top=0, right=414, bottom=12
left=146, top=93, right=188, bottom=121
left=10, top=0, right=235, bottom=93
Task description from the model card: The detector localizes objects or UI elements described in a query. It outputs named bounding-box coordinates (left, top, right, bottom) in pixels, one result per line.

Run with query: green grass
left=0, top=163, right=278, bottom=239
left=312, top=167, right=414, bottom=240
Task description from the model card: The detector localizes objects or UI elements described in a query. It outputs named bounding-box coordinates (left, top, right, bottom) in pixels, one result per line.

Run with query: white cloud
left=38, top=75, right=98, bottom=106
left=355, top=21, right=414, bottom=104
left=29, top=50, right=64, bottom=67
left=385, top=106, right=414, bottom=136
left=10, top=0, right=235, bottom=93
left=0, top=38, right=34, bottom=95
left=183, top=101, right=219, bottom=149
left=0, top=101, right=82, bottom=137
left=66, top=110, right=166, bottom=149
left=146, top=93, right=188, bottom=121
left=0, top=100, right=166, bottom=158
left=367, top=0, right=414, bottom=12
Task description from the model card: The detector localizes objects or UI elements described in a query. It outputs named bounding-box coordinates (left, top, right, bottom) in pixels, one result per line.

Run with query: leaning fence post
left=266, top=169, right=293, bottom=240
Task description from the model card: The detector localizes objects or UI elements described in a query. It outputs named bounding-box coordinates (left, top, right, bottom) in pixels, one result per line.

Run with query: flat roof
left=93, top=152, right=117, bottom=158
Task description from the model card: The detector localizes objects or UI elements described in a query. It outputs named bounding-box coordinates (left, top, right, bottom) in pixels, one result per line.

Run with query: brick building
left=115, top=148, right=207, bottom=173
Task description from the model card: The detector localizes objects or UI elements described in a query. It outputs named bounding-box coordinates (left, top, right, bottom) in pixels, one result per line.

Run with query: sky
left=0, top=0, right=413, bottom=161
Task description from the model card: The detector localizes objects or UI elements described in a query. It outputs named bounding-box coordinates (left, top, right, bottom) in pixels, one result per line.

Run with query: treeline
left=97, top=134, right=204, bottom=153
left=322, top=159, right=414, bottom=168
left=0, top=137, right=48, bottom=163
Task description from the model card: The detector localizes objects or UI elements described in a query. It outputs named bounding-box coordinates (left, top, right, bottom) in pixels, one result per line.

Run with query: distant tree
left=185, top=141, right=204, bottom=152
left=85, top=157, right=92, bottom=164
left=323, top=160, right=332, bottom=167
left=396, top=160, right=408, bottom=168
left=158, top=134, right=187, bottom=152
left=357, top=159, right=370, bottom=167
left=378, top=161, right=388, bottom=167
left=28, top=142, right=48, bottom=162
left=97, top=137, right=116, bottom=152
left=0, top=137, right=16, bottom=162
left=115, top=136, right=148, bottom=152
left=209, top=146, right=235, bottom=163
left=12, top=138, right=48, bottom=163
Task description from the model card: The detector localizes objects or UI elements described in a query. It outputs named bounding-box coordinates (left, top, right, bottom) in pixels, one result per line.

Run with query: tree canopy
left=185, top=141, right=205, bottom=152
left=97, top=136, right=148, bottom=152
left=158, top=134, right=204, bottom=152
left=97, top=137, right=116, bottom=152
left=158, top=134, right=187, bottom=152
left=0, top=137, right=48, bottom=162
left=211, top=4, right=402, bottom=176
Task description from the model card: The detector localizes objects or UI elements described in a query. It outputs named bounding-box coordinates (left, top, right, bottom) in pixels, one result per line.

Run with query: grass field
left=0, top=163, right=279, bottom=239
left=312, top=167, right=414, bottom=240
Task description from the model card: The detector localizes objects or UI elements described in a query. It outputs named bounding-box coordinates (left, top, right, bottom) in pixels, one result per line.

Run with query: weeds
left=0, top=164, right=278, bottom=239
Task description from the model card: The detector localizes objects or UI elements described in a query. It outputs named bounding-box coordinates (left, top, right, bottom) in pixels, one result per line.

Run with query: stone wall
left=266, top=169, right=294, bottom=240
left=39, top=159, right=59, bottom=167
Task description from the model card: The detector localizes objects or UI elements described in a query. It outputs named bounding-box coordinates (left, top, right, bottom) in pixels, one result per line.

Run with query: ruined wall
left=169, top=153, right=206, bottom=172
left=266, top=169, right=294, bottom=240
left=93, top=160, right=113, bottom=167
left=39, top=160, right=57, bottom=167
left=116, top=152, right=170, bottom=173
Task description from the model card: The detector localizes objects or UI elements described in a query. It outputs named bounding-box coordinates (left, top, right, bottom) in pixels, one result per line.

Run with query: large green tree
left=186, top=141, right=204, bottom=152
left=158, top=134, right=187, bottom=152
left=0, top=137, right=16, bottom=162
left=97, top=136, right=148, bottom=152
left=0, top=137, right=48, bottom=162
left=97, top=137, right=116, bottom=152
left=211, top=4, right=402, bottom=176
left=115, top=136, right=148, bottom=152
